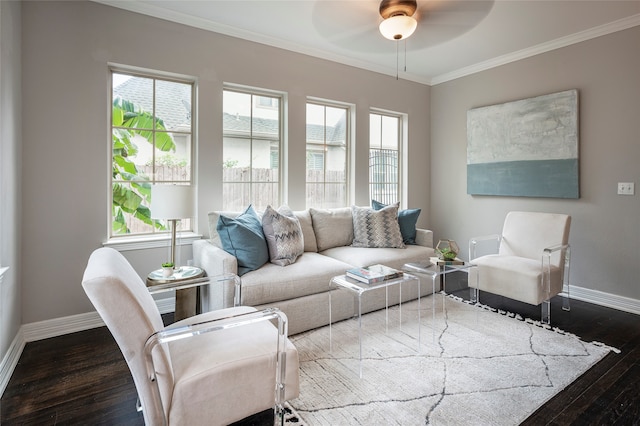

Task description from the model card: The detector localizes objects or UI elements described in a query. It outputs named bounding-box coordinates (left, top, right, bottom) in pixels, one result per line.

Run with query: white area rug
left=286, top=294, right=615, bottom=425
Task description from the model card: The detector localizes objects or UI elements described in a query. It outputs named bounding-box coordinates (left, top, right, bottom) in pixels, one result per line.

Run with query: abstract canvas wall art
left=467, top=89, right=579, bottom=198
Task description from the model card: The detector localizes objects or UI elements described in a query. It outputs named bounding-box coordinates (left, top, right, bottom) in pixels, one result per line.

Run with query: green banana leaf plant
left=112, top=97, right=176, bottom=234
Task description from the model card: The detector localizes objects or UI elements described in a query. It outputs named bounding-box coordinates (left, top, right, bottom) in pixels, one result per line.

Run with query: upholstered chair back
left=499, top=211, right=571, bottom=267
left=82, top=247, right=172, bottom=425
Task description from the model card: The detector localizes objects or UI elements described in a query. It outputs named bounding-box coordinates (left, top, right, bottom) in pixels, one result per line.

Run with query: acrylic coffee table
left=329, top=272, right=420, bottom=378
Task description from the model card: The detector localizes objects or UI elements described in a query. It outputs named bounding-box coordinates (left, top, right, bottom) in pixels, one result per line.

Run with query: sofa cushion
left=238, top=253, right=354, bottom=306
left=217, top=205, right=269, bottom=276
left=309, top=207, right=354, bottom=251
left=321, top=244, right=435, bottom=271
left=372, top=200, right=421, bottom=245
left=351, top=204, right=405, bottom=248
left=293, top=210, right=318, bottom=252
left=262, top=205, right=304, bottom=266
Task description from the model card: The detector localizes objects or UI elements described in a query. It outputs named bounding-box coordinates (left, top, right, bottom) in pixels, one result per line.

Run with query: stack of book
left=345, top=264, right=403, bottom=284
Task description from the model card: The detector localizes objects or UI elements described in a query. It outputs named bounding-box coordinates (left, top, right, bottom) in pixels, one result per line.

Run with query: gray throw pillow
left=372, top=200, right=421, bottom=245
left=262, top=205, right=304, bottom=266
left=351, top=203, right=405, bottom=248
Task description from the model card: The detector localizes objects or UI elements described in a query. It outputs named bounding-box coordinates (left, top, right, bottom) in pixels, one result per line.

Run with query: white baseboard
left=564, top=285, right=640, bottom=316
left=0, top=298, right=174, bottom=397
left=0, top=329, right=25, bottom=399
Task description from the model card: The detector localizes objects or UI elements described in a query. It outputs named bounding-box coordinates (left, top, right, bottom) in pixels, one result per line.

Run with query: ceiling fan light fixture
left=379, top=15, right=417, bottom=40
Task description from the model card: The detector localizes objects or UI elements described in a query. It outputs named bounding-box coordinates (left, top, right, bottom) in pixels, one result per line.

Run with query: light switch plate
left=617, top=182, right=635, bottom=195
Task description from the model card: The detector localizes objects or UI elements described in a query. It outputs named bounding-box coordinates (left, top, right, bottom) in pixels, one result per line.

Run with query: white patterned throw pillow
left=351, top=203, right=405, bottom=248
left=262, top=205, right=304, bottom=266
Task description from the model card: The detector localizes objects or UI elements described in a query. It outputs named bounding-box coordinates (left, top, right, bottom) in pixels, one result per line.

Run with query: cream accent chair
left=468, top=211, right=571, bottom=324
left=82, top=247, right=299, bottom=426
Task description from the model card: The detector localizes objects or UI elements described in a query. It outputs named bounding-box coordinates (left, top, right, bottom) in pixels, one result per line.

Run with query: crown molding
left=91, top=0, right=430, bottom=86
left=430, top=13, right=640, bottom=85
left=93, top=2, right=639, bottom=87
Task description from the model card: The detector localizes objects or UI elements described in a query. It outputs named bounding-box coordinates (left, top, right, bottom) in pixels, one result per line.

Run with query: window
left=306, top=101, right=349, bottom=208
left=222, top=87, right=283, bottom=211
left=369, top=111, right=401, bottom=205
left=110, top=69, right=194, bottom=237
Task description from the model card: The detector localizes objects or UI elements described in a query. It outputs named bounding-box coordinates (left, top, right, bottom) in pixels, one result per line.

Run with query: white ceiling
left=96, top=0, right=640, bottom=85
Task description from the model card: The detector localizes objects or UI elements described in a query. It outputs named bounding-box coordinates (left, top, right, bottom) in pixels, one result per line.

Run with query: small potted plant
left=161, top=262, right=175, bottom=278
left=435, top=239, right=460, bottom=261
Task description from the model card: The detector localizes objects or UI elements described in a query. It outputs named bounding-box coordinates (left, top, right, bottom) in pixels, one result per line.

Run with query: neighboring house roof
left=223, top=112, right=279, bottom=138
left=113, top=77, right=191, bottom=130
left=223, top=112, right=346, bottom=144
left=114, top=75, right=344, bottom=144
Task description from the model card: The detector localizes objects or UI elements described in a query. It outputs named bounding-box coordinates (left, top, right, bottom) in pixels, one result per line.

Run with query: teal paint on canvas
left=466, top=89, right=579, bottom=198
left=467, top=159, right=579, bottom=198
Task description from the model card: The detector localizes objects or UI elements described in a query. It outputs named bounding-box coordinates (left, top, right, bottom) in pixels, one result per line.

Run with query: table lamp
left=150, top=184, right=194, bottom=269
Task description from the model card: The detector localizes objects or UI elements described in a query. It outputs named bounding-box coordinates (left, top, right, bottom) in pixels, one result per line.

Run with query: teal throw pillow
left=217, top=205, right=269, bottom=276
left=372, top=200, right=421, bottom=245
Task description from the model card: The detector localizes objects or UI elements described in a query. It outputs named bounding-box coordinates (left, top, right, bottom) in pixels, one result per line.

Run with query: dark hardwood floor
left=2, top=282, right=639, bottom=425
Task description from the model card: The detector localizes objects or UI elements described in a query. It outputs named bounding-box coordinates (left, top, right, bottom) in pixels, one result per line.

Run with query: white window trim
left=108, top=63, right=197, bottom=240
left=369, top=108, right=407, bottom=208
left=222, top=83, right=286, bottom=209
left=103, top=232, right=202, bottom=252
left=306, top=97, right=354, bottom=207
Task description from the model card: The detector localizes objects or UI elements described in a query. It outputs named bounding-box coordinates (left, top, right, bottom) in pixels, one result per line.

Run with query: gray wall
left=431, top=26, right=640, bottom=301
left=0, top=0, right=22, bottom=366
left=9, top=0, right=639, bottom=347
left=19, top=1, right=430, bottom=324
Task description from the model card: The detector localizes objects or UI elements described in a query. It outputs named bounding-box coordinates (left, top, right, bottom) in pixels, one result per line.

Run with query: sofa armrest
left=415, top=228, right=433, bottom=248
left=193, top=239, right=239, bottom=310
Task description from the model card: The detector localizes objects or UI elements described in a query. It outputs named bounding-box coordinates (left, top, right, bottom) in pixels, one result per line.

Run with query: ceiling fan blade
left=312, top=0, right=389, bottom=53
left=312, top=0, right=493, bottom=53
left=409, top=0, right=494, bottom=49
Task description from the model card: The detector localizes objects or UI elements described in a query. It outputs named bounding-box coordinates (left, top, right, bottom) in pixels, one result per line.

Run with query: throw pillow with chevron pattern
left=262, top=205, right=305, bottom=266
left=351, top=203, right=405, bottom=248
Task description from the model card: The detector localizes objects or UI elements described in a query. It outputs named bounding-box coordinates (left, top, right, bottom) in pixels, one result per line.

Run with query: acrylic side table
left=329, top=272, right=420, bottom=378
left=428, top=256, right=465, bottom=292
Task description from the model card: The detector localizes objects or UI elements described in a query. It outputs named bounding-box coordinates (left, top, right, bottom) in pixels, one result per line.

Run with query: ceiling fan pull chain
left=404, top=39, right=408, bottom=72
left=396, top=41, right=399, bottom=80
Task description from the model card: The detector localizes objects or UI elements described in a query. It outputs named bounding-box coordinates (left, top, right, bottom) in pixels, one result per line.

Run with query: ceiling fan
left=311, top=0, right=494, bottom=53
left=378, top=0, right=419, bottom=41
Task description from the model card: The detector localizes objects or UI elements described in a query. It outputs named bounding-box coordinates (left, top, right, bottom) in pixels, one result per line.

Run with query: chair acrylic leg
left=562, top=285, right=571, bottom=312
left=274, top=401, right=285, bottom=426
left=470, top=265, right=479, bottom=304
left=541, top=300, right=551, bottom=324
left=470, top=287, right=478, bottom=303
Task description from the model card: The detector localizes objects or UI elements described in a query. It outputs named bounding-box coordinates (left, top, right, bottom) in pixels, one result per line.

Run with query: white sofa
left=194, top=206, right=436, bottom=335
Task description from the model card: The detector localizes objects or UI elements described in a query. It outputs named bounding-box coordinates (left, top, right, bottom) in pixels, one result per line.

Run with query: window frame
left=369, top=109, right=404, bottom=207
left=305, top=98, right=352, bottom=209
left=106, top=65, right=198, bottom=248
left=222, top=84, right=285, bottom=211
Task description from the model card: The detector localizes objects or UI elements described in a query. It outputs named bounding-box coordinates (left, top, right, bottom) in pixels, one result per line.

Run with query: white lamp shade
left=150, top=185, right=194, bottom=220
left=379, top=15, right=417, bottom=40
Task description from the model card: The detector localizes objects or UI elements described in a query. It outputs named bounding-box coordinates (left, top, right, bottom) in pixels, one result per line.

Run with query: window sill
left=103, top=233, right=203, bottom=251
